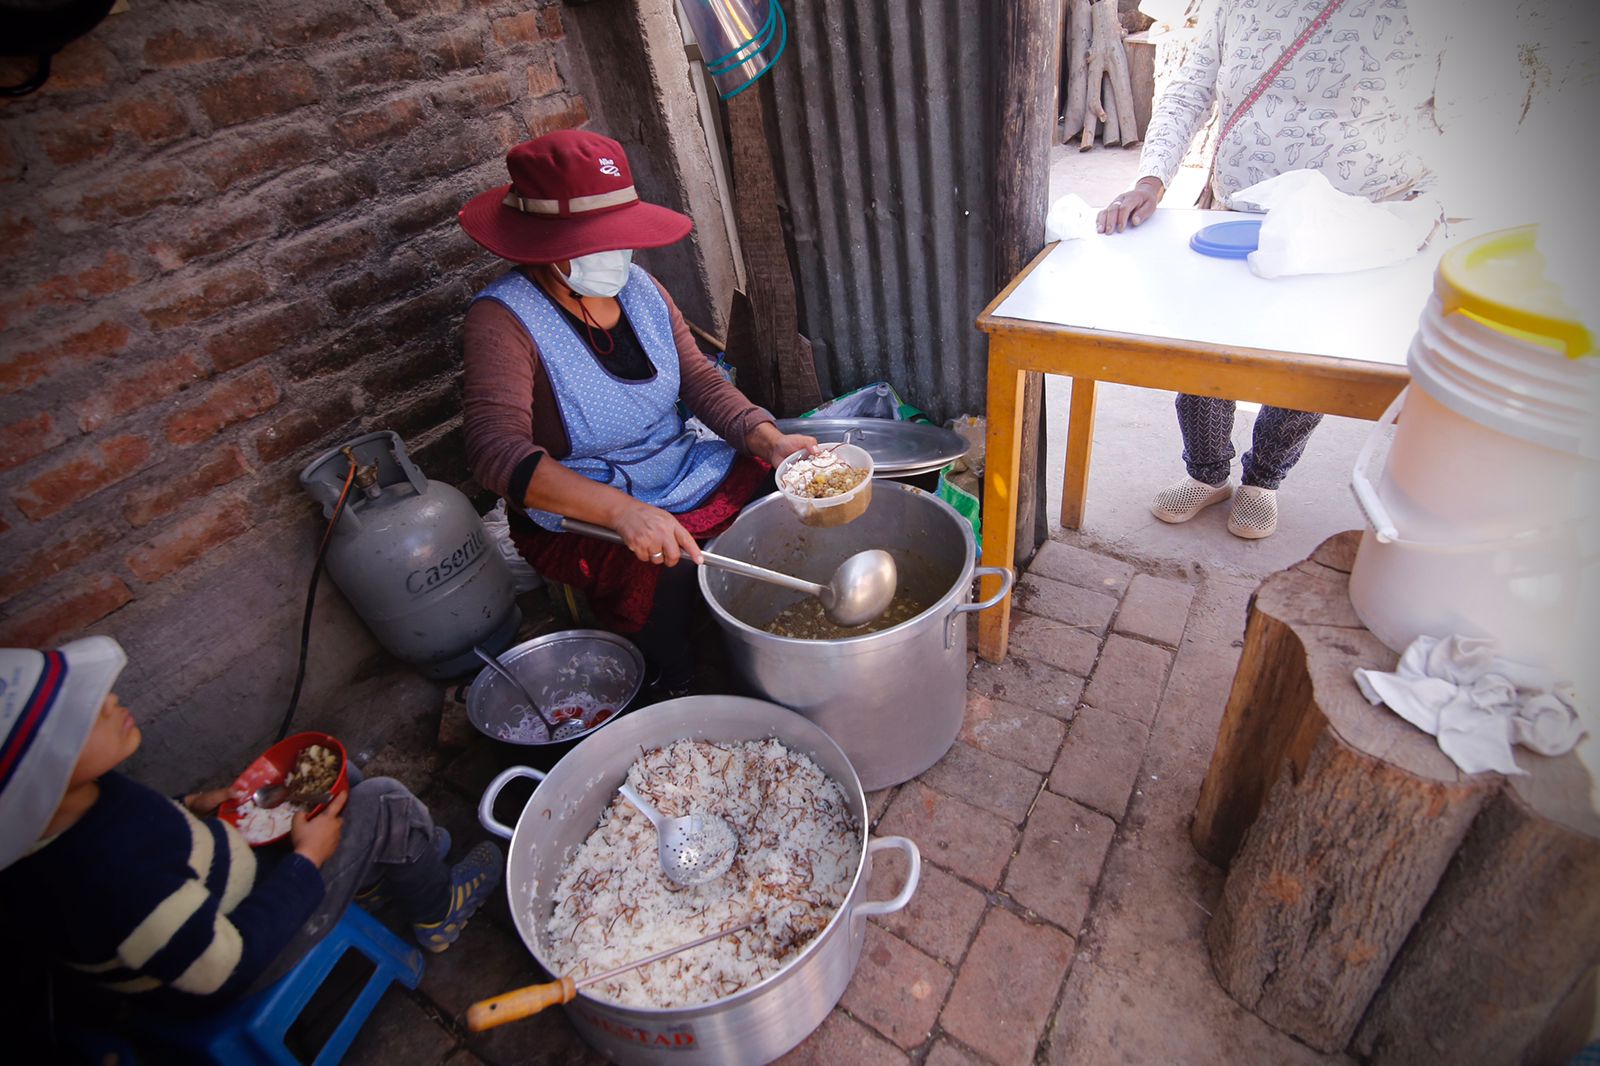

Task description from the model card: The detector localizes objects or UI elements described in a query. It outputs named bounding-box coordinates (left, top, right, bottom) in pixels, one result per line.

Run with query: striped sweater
left=0, top=771, right=324, bottom=1007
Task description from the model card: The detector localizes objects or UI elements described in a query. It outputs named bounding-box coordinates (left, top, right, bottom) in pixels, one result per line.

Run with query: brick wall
left=0, top=0, right=592, bottom=788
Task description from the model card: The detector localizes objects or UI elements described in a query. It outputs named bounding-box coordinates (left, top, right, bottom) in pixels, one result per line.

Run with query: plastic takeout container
left=218, top=731, right=349, bottom=847
left=776, top=443, right=874, bottom=527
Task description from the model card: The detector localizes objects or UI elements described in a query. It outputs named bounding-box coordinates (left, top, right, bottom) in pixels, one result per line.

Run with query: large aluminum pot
left=477, top=696, right=921, bottom=1065
left=699, top=482, right=1014, bottom=791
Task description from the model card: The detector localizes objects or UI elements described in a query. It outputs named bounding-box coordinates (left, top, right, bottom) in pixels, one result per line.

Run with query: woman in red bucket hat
left=458, top=130, right=816, bottom=696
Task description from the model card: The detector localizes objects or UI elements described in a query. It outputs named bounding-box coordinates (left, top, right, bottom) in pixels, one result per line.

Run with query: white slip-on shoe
left=1227, top=485, right=1278, bottom=539
left=1151, top=475, right=1233, bottom=524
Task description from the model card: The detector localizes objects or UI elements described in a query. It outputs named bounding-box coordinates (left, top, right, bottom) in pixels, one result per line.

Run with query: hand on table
left=1096, top=178, right=1163, bottom=234
left=291, top=789, right=347, bottom=868
left=614, top=501, right=702, bottom=567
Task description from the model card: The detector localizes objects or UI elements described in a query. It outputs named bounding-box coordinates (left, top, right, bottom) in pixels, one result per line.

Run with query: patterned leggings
left=1175, top=394, right=1322, bottom=490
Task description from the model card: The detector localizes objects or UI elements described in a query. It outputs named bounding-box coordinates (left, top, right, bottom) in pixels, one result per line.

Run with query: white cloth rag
left=1353, top=634, right=1586, bottom=775
left=1232, top=170, right=1441, bottom=279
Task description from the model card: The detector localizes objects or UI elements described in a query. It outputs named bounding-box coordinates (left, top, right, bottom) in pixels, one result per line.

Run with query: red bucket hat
left=458, top=130, right=692, bottom=264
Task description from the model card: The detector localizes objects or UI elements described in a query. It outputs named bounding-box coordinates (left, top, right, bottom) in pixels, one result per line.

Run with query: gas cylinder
left=299, top=431, right=521, bottom=679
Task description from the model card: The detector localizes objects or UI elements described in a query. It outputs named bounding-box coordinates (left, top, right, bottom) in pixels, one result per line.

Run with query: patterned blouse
left=1137, top=0, right=1437, bottom=206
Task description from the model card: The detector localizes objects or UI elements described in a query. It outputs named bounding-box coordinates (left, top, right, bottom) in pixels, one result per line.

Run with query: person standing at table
left=1097, top=0, right=1437, bottom=538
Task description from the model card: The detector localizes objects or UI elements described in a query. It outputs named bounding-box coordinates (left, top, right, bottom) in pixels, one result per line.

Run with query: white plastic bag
left=482, top=499, right=543, bottom=593
left=1045, top=194, right=1097, bottom=243
left=1234, top=171, right=1440, bottom=279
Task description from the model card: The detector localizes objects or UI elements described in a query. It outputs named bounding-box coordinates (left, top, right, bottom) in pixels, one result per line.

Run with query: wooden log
left=722, top=288, right=775, bottom=412
left=1062, top=0, right=1090, bottom=142
left=725, top=87, right=820, bottom=417
left=1205, top=709, right=1493, bottom=1051
left=996, top=0, right=1060, bottom=564
left=1353, top=758, right=1600, bottom=1066
left=1196, top=531, right=1600, bottom=1057
left=1125, top=31, right=1156, bottom=139
left=1190, top=531, right=1437, bottom=865
left=1078, top=0, right=1108, bottom=150
left=1520, top=966, right=1599, bottom=1066
left=1101, top=78, right=1120, bottom=145
left=1098, top=0, right=1140, bottom=143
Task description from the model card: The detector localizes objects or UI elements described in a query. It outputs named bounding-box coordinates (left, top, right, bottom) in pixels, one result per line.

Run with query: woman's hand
left=614, top=501, right=703, bottom=567
left=1096, top=178, right=1163, bottom=234
left=746, top=422, right=819, bottom=469
left=290, top=790, right=348, bottom=869
left=183, top=787, right=233, bottom=816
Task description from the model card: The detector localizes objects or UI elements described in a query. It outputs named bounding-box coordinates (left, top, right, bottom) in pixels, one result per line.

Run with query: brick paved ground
left=338, top=538, right=1347, bottom=1066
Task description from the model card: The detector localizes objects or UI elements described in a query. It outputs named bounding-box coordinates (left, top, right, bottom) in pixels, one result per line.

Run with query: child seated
left=0, top=636, right=502, bottom=1014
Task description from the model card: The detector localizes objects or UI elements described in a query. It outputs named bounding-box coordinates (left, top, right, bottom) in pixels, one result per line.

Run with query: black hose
left=275, top=457, right=358, bottom=742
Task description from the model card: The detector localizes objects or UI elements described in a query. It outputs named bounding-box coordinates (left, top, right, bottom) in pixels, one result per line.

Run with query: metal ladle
left=617, top=781, right=738, bottom=887
left=560, top=518, right=898, bottom=628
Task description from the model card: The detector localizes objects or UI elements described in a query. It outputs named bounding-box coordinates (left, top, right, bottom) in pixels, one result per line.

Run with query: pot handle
left=945, top=566, right=1016, bottom=649
left=854, top=836, right=921, bottom=919
left=478, top=765, right=547, bottom=841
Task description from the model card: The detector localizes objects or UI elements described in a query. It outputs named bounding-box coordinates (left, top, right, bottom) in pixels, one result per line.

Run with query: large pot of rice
left=477, top=695, right=921, bottom=1064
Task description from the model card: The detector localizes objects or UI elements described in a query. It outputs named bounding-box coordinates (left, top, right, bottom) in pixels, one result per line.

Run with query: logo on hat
left=598, top=157, right=621, bottom=177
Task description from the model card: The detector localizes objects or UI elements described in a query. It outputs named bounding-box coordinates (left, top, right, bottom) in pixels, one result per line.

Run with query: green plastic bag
left=937, top=465, right=982, bottom=556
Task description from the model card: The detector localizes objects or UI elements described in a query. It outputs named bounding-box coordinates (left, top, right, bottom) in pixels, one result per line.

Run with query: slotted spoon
left=617, top=781, right=738, bottom=887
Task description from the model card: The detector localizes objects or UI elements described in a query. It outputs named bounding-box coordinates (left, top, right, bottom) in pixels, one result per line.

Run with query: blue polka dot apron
left=473, top=266, right=737, bottom=532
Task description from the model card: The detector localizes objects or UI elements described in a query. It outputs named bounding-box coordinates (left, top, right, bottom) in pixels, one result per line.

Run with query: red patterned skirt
left=508, top=455, right=771, bottom=633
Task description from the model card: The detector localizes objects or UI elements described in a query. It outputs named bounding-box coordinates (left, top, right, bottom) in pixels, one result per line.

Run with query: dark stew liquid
left=762, top=593, right=927, bottom=640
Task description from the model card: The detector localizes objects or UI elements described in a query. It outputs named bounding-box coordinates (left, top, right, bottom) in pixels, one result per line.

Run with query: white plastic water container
left=1348, top=226, right=1598, bottom=709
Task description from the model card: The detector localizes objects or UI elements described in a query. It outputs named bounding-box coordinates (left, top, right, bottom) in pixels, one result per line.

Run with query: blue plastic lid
left=1189, top=220, right=1262, bottom=259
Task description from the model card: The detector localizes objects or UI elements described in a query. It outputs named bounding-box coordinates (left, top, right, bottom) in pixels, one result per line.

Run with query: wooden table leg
left=979, top=343, right=1026, bottom=662
left=1059, top=375, right=1097, bottom=530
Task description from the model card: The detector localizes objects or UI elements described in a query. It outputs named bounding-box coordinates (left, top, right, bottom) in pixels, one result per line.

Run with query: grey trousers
left=245, top=777, right=449, bottom=993
left=1175, top=394, right=1323, bottom=490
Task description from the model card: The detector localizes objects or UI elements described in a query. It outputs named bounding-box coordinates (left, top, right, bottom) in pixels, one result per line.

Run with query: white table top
left=992, top=209, right=1461, bottom=367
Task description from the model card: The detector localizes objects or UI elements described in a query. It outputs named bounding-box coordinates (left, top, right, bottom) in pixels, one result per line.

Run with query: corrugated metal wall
left=768, top=0, right=996, bottom=424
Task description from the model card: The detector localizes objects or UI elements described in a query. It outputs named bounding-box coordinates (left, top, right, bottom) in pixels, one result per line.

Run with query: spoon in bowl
left=251, top=785, right=333, bottom=810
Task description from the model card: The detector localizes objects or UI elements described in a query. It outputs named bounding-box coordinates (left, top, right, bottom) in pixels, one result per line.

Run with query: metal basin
left=477, top=696, right=920, bottom=1065
left=465, top=629, right=644, bottom=749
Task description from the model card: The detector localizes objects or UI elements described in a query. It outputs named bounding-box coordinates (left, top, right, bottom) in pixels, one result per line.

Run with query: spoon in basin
left=617, top=781, right=738, bottom=887
left=473, top=645, right=561, bottom=738
left=559, top=517, right=898, bottom=628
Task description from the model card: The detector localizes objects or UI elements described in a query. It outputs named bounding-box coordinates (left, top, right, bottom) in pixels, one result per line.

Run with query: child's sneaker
left=1151, top=475, right=1233, bottom=524
left=355, top=828, right=451, bottom=911
left=1227, top=485, right=1279, bottom=539
left=414, top=841, right=502, bottom=953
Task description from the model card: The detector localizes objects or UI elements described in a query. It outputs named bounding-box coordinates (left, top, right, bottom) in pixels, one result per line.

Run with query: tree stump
left=1354, top=759, right=1600, bottom=1065
left=1193, top=532, right=1600, bottom=1058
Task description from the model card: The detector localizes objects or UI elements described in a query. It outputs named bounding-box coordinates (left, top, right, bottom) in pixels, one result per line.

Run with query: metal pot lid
left=775, top=418, right=969, bottom=477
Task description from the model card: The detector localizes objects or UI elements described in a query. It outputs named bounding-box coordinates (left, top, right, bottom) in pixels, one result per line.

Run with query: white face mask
left=560, top=249, right=633, bottom=298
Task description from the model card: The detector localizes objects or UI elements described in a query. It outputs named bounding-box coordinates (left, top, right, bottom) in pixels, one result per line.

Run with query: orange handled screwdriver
left=466, top=918, right=757, bottom=1032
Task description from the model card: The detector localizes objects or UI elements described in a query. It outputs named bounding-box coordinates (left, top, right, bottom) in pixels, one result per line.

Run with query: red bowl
left=217, top=731, right=349, bottom=847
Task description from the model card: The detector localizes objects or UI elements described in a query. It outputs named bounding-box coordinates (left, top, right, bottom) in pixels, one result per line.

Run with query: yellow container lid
left=1436, top=225, right=1593, bottom=359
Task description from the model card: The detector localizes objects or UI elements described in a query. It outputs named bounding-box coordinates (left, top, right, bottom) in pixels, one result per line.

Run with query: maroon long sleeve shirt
left=462, top=270, right=773, bottom=504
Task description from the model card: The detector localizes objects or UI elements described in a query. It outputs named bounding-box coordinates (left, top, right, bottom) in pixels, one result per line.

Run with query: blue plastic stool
left=138, top=906, right=424, bottom=1065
